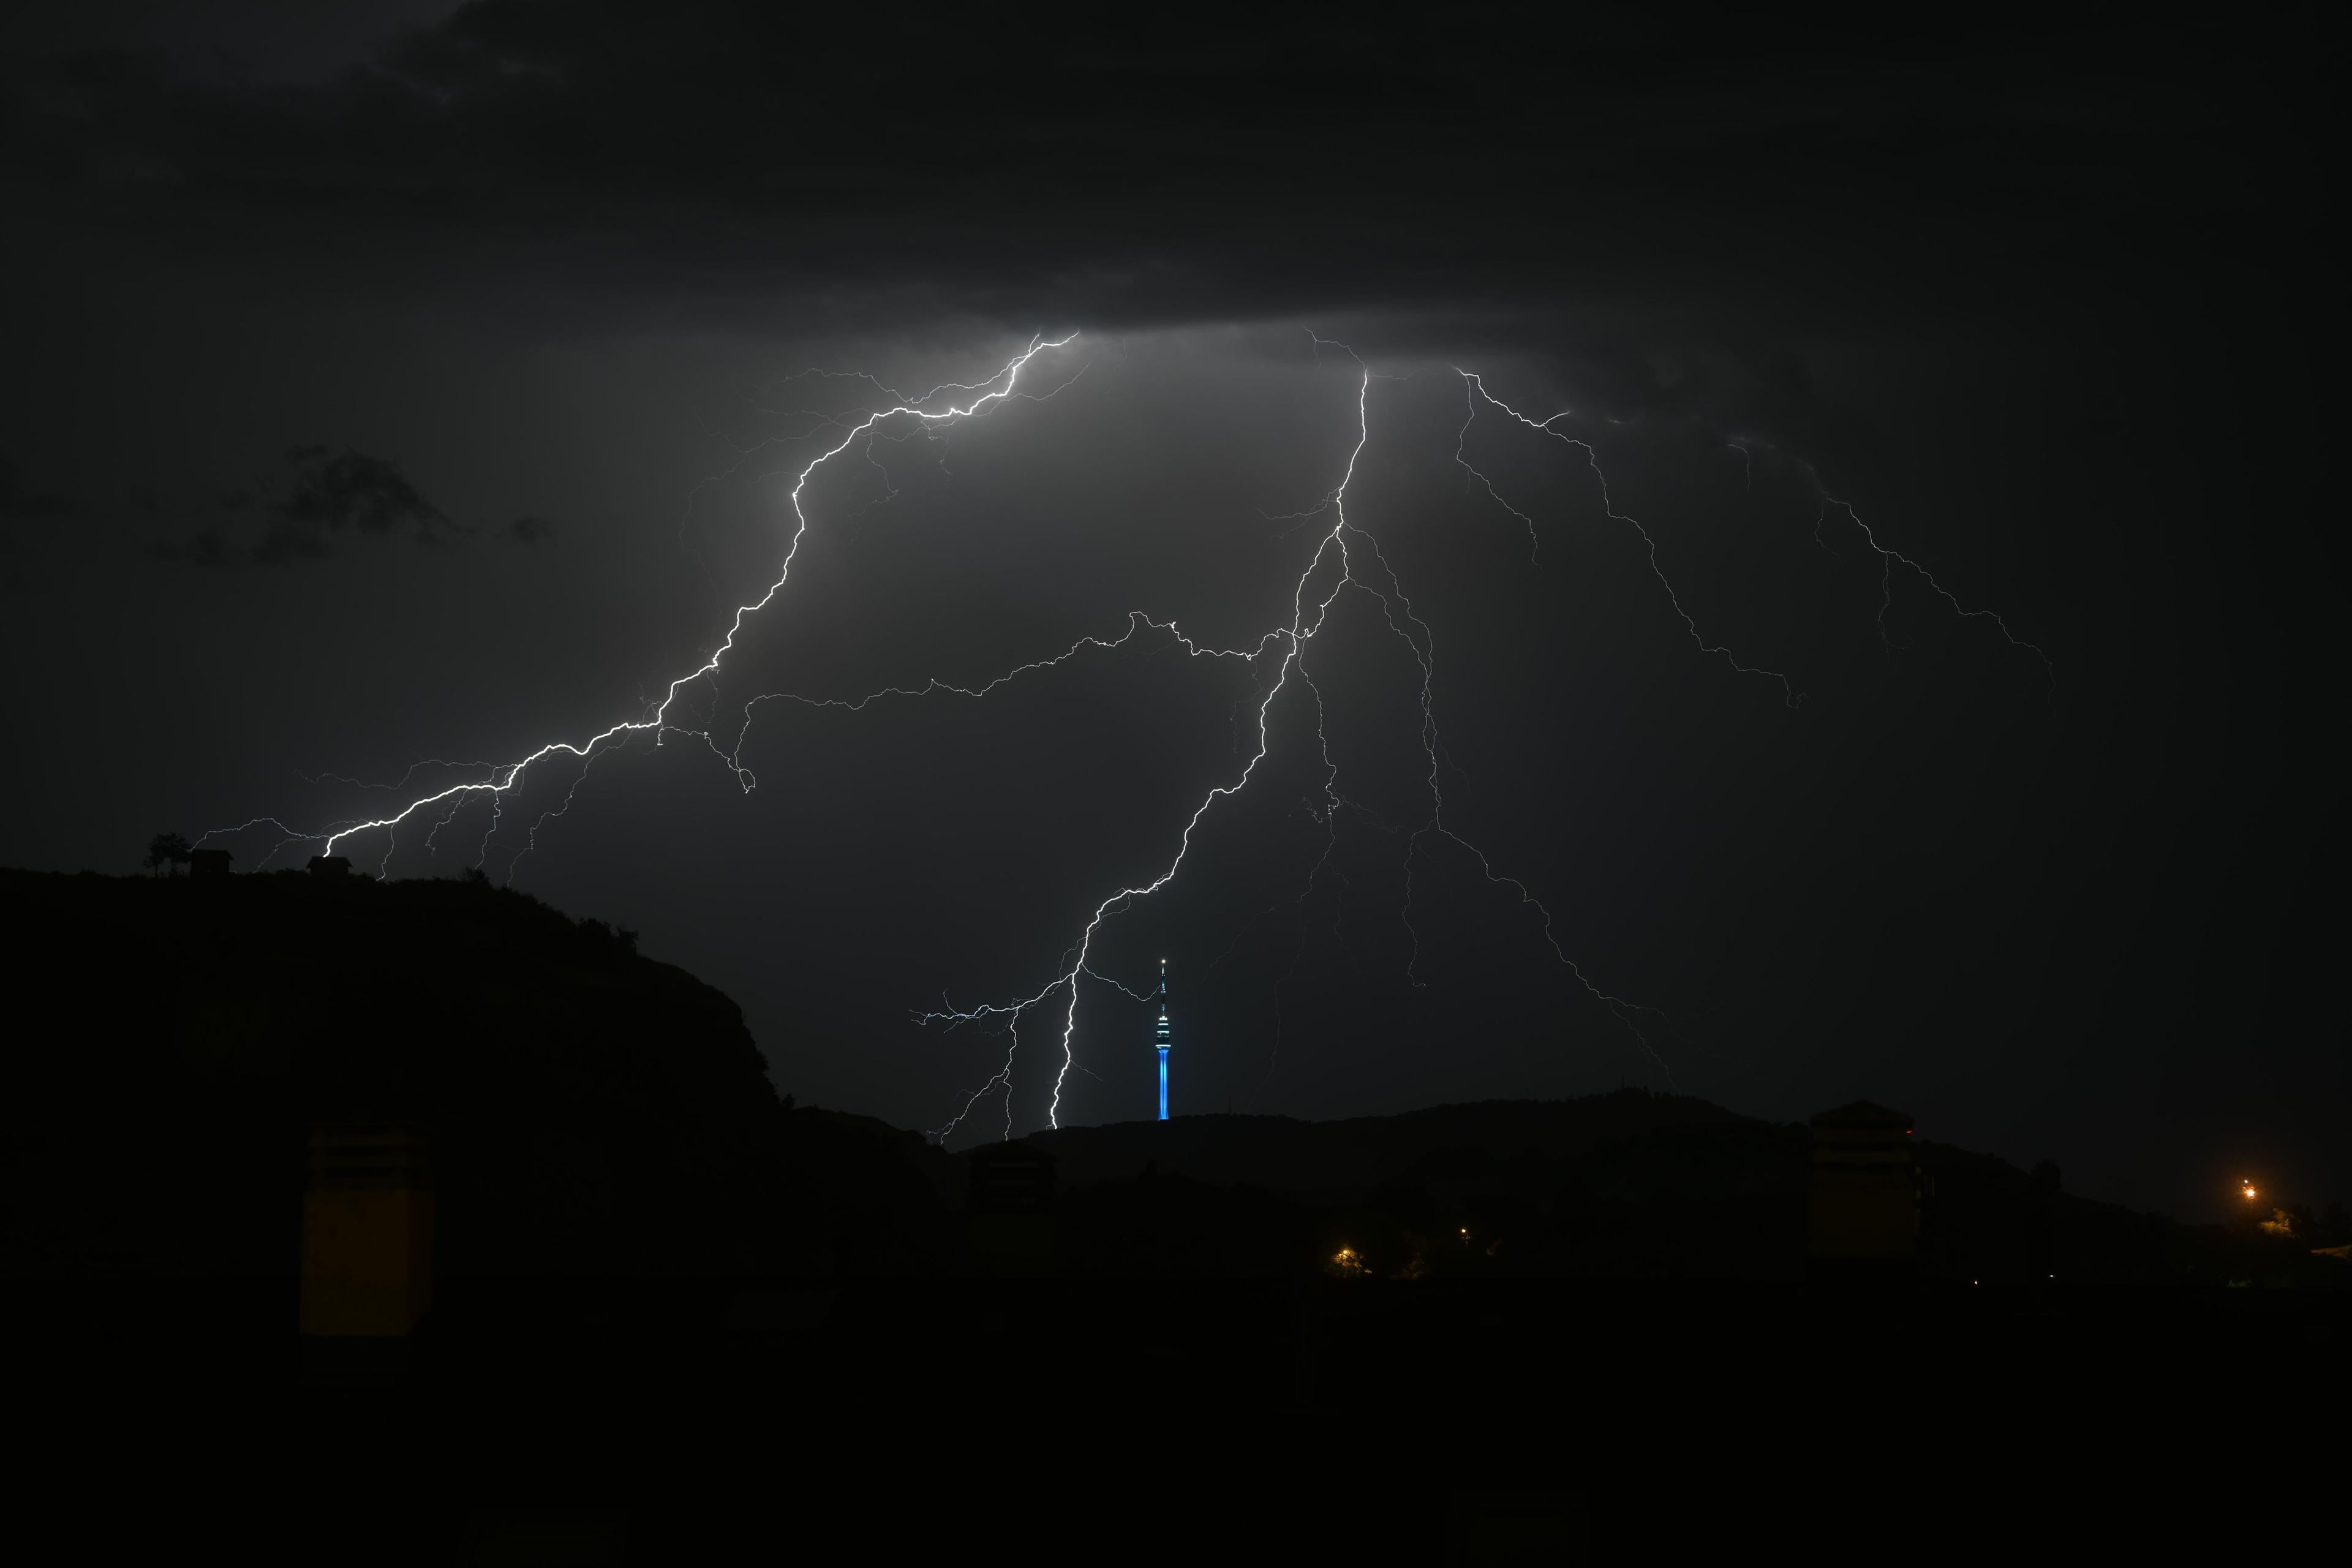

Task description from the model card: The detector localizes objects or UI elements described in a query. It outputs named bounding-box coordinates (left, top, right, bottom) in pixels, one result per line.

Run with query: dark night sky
left=1, top=4, right=2333, bottom=1220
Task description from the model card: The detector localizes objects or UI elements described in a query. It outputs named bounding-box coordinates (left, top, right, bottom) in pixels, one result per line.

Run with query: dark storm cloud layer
left=140, top=445, right=551, bottom=565
left=3, top=4, right=2321, bottom=333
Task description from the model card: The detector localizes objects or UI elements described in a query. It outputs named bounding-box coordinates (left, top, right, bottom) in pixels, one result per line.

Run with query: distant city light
left=2242, top=1180, right=2258, bottom=1200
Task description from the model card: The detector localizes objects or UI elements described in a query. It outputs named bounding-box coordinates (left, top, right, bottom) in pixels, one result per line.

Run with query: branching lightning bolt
left=721, top=612, right=1278, bottom=791
left=1456, top=372, right=1804, bottom=708
left=202, top=333, right=1081, bottom=871
left=211, top=323, right=2048, bottom=1150
left=919, top=334, right=1670, bottom=1136
left=1806, top=469, right=2056, bottom=690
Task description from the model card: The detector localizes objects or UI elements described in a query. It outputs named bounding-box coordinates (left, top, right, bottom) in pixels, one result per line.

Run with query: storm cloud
left=4, top=6, right=2324, bottom=336
left=134, top=443, right=559, bottom=565
left=146, top=445, right=459, bottom=565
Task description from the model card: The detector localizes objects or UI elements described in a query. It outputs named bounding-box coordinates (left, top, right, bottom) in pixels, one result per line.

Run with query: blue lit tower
left=1155, top=958, right=1172, bottom=1121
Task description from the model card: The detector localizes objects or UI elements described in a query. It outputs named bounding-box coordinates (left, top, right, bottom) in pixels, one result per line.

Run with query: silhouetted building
left=965, top=1140, right=1059, bottom=1276
left=1807, top=1101, right=1918, bottom=1281
left=300, top=1121, right=433, bottom=1337
left=308, top=854, right=352, bottom=877
left=188, top=848, right=233, bottom=877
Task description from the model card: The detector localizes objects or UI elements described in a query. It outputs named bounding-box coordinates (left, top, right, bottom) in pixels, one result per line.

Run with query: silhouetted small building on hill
left=1807, top=1101, right=1918, bottom=1281
left=308, top=855, right=352, bottom=877
left=965, top=1140, right=1059, bottom=1276
left=189, top=848, right=232, bottom=877
left=968, top=1140, right=1057, bottom=1214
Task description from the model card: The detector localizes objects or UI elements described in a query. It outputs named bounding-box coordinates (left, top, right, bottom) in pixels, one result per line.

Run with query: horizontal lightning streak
left=723, top=614, right=1280, bottom=789
left=298, top=759, right=501, bottom=793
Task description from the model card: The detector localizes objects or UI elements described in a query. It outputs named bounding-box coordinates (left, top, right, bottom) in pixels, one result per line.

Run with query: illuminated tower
left=1155, top=958, right=1172, bottom=1121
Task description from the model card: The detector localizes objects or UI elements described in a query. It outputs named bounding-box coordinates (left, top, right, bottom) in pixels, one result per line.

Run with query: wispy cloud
left=146, top=445, right=551, bottom=567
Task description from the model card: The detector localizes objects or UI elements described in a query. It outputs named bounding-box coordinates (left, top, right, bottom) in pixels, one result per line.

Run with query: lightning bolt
left=720, top=611, right=1276, bottom=791
left=1807, top=472, right=2056, bottom=688
left=200, top=333, right=1082, bottom=872
left=920, top=333, right=1670, bottom=1136
left=208, top=323, right=2046, bottom=1148
left=1455, top=371, right=1804, bottom=707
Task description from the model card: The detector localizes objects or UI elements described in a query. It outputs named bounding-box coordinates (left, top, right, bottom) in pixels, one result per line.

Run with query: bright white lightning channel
left=200, top=333, right=1083, bottom=870
left=921, top=335, right=1668, bottom=1144
left=208, top=327, right=2045, bottom=1148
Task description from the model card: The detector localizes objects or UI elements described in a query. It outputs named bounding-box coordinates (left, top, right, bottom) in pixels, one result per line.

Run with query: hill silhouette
left=0, top=866, right=954, bottom=1286
left=9, top=867, right=2340, bottom=1559
left=1025, top=1098, right=2327, bottom=1286
left=2, top=867, right=2335, bottom=1294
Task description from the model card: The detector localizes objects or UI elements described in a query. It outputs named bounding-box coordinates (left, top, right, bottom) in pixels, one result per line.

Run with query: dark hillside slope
left=1, top=870, right=2325, bottom=1296
left=1030, top=1096, right=2304, bottom=1284
left=0, top=868, right=875, bottom=1282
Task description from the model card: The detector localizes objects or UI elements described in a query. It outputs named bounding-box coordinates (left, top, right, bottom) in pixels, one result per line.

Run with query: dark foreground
left=24, top=1274, right=2332, bottom=1560
left=9, top=872, right=2333, bottom=1555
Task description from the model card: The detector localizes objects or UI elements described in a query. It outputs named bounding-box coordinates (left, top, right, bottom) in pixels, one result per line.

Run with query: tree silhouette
left=145, top=831, right=191, bottom=877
